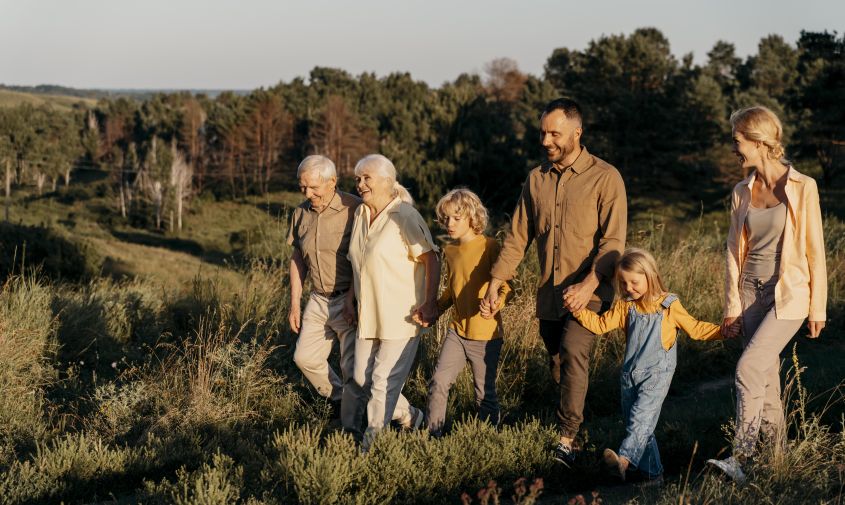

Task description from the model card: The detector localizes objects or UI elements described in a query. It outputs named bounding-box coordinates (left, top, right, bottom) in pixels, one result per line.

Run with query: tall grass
left=0, top=210, right=841, bottom=504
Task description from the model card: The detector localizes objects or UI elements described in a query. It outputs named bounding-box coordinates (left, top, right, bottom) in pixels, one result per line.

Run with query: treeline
left=0, top=28, right=842, bottom=228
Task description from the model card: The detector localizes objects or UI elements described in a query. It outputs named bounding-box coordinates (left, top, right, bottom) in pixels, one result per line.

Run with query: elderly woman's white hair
left=297, top=155, right=337, bottom=181
left=354, top=154, right=414, bottom=205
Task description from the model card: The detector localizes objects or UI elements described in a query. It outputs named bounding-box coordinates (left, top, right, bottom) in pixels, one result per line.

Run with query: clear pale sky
left=1, top=0, right=842, bottom=90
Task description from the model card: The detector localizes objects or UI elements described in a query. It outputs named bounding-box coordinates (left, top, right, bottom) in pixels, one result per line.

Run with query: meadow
left=0, top=173, right=843, bottom=505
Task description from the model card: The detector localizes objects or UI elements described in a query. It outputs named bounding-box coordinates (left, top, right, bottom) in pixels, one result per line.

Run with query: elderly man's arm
left=288, top=248, right=308, bottom=333
left=563, top=170, right=627, bottom=313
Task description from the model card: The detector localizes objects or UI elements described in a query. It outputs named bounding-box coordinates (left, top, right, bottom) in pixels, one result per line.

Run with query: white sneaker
left=706, top=456, right=747, bottom=484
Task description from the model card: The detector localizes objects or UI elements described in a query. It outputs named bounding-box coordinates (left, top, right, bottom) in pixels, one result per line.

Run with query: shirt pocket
left=565, top=199, right=598, bottom=240
left=533, top=195, right=553, bottom=235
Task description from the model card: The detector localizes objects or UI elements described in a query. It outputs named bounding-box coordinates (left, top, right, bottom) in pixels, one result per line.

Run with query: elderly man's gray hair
left=297, top=155, right=337, bottom=181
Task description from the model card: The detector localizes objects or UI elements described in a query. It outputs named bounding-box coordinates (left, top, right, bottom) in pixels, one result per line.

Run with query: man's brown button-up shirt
left=286, top=191, right=361, bottom=295
left=490, top=146, right=627, bottom=320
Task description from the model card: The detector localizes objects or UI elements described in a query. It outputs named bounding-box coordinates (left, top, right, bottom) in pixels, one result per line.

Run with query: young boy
left=424, top=188, right=511, bottom=436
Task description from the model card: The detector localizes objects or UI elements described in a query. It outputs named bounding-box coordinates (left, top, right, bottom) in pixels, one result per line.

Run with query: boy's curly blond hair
left=435, top=188, right=488, bottom=234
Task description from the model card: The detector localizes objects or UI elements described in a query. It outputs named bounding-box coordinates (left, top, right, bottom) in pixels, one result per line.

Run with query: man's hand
left=288, top=304, right=301, bottom=334
left=807, top=320, right=825, bottom=339
left=412, top=301, right=439, bottom=327
left=481, top=278, right=504, bottom=320
left=562, top=273, right=600, bottom=313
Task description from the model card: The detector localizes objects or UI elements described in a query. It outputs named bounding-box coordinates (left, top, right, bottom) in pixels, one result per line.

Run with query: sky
left=1, top=0, right=842, bottom=90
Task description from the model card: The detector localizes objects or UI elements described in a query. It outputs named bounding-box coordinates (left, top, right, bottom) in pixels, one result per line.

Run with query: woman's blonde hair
left=435, top=188, right=489, bottom=234
left=353, top=154, right=414, bottom=205
left=616, top=248, right=667, bottom=301
left=730, top=106, right=787, bottom=161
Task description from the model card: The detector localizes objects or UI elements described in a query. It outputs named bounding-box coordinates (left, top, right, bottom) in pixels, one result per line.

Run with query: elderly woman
left=346, top=154, right=440, bottom=449
left=708, top=106, right=827, bottom=482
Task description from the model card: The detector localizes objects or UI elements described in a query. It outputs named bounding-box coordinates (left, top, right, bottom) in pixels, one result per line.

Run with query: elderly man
left=287, top=155, right=419, bottom=434
left=482, top=98, right=627, bottom=466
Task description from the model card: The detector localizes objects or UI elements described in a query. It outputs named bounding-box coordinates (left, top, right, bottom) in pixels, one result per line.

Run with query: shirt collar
left=385, top=196, right=404, bottom=214
left=308, top=191, right=342, bottom=213
left=741, top=164, right=800, bottom=190
left=549, top=145, right=591, bottom=174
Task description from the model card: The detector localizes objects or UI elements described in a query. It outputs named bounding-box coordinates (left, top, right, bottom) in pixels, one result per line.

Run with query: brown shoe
left=550, top=354, right=561, bottom=385
left=602, top=448, right=627, bottom=482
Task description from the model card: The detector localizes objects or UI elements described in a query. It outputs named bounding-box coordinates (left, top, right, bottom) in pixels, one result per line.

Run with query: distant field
left=0, top=88, right=97, bottom=110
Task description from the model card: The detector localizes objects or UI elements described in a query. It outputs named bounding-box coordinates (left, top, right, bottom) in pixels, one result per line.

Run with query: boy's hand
left=479, top=299, right=500, bottom=319
left=482, top=279, right=504, bottom=318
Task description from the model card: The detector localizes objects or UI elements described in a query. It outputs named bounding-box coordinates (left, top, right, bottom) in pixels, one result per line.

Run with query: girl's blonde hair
left=353, top=154, right=414, bottom=205
left=435, top=188, right=489, bottom=234
left=616, top=248, right=667, bottom=301
left=729, top=106, right=787, bottom=161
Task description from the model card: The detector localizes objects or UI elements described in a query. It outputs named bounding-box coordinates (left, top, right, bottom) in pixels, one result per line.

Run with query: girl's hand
left=807, top=320, right=825, bottom=339
left=721, top=317, right=740, bottom=339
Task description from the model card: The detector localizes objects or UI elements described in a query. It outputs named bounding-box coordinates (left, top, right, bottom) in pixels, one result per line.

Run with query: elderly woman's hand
left=342, top=290, right=357, bottom=327
left=807, top=320, right=825, bottom=338
left=412, top=301, right=439, bottom=328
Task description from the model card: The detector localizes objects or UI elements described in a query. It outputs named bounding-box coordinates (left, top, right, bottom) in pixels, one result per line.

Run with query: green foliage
left=267, top=419, right=554, bottom=505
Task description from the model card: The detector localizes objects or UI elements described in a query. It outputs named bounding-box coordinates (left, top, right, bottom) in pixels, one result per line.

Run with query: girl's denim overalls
left=618, top=294, right=678, bottom=478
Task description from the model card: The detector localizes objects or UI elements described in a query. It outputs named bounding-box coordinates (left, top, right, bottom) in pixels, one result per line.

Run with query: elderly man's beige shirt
left=286, top=191, right=361, bottom=295
left=491, top=146, right=627, bottom=320
left=348, top=197, right=438, bottom=340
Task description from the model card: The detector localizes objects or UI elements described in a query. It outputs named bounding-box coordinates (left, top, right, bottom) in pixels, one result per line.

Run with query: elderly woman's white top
left=348, top=196, right=438, bottom=340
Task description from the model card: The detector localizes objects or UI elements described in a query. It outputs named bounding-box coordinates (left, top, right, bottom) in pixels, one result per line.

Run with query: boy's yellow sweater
left=437, top=235, right=511, bottom=340
left=573, top=294, right=722, bottom=350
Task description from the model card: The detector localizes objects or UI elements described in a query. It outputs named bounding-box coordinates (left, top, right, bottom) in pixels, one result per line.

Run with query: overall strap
left=661, top=293, right=678, bottom=309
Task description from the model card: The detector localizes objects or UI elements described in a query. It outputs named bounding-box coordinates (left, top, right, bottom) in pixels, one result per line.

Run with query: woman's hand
left=342, top=290, right=357, bottom=327
left=721, top=316, right=741, bottom=339
left=412, top=301, right=439, bottom=327
left=807, top=320, right=825, bottom=338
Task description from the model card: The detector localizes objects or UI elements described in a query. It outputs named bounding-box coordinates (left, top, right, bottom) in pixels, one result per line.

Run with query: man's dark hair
left=542, top=98, right=583, bottom=125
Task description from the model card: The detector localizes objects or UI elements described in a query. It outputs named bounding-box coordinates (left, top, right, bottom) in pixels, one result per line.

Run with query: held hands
left=480, top=279, right=504, bottom=320
left=562, top=274, right=600, bottom=314
left=720, top=317, right=741, bottom=339
left=412, top=301, right=439, bottom=328
left=342, top=291, right=357, bottom=327
left=807, top=320, right=825, bottom=339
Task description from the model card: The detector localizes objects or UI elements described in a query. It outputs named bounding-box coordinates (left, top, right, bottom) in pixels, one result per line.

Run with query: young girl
left=421, top=188, right=511, bottom=436
left=566, top=248, right=724, bottom=484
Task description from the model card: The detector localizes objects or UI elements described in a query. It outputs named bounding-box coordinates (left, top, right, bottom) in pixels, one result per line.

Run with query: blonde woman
left=346, top=154, right=440, bottom=449
left=708, top=106, right=827, bottom=482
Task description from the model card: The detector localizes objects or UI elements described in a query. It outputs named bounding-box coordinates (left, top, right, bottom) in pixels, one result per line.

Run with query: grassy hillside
left=0, top=88, right=98, bottom=111
left=0, top=177, right=842, bottom=504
